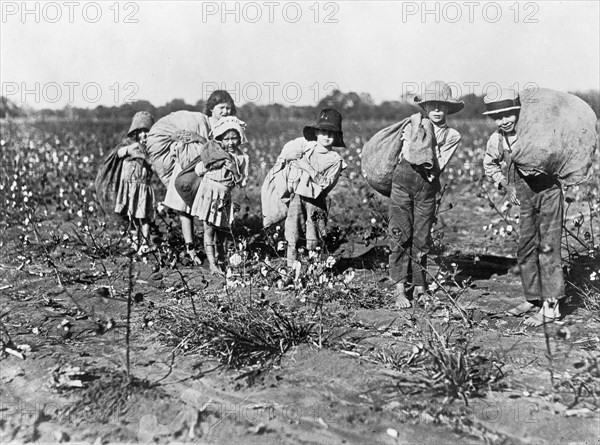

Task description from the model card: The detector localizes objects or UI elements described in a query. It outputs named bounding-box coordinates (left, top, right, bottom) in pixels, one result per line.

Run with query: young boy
left=269, top=109, right=347, bottom=280
left=389, top=81, right=463, bottom=308
left=482, top=89, right=563, bottom=326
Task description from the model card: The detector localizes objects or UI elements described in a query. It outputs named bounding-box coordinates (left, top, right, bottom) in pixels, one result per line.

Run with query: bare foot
left=393, top=283, right=411, bottom=309
left=524, top=301, right=560, bottom=327
left=506, top=301, right=535, bottom=317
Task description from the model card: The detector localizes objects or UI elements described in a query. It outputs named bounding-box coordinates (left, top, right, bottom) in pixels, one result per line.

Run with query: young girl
left=114, top=111, right=156, bottom=254
left=160, top=90, right=237, bottom=266
left=264, top=109, right=347, bottom=280
left=190, top=117, right=249, bottom=274
left=389, top=81, right=462, bottom=309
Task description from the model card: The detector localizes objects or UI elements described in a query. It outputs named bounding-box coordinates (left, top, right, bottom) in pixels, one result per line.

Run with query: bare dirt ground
left=1, top=199, right=599, bottom=445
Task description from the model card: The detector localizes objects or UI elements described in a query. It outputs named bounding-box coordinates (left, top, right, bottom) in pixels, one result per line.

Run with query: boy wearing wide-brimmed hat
left=483, top=89, right=563, bottom=326
left=269, top=108, right=347, bottom=280
left=389, top=81, right=463, bottom=309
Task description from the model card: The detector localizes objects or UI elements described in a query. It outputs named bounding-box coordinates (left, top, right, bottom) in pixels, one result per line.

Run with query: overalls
left=388, top=128, right=447, bottom=287
left=500, top=136, right=565, bottom=303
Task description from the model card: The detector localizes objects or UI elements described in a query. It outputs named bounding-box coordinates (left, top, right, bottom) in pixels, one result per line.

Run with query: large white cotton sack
left=360, top=118, right=411, bottom=197
left=146, top=111, right=211, bottom=187
left=513, top=88, right=598, bottom=185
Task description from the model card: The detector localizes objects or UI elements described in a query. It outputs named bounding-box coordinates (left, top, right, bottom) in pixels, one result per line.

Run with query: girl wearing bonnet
left=190, top=116, right=249, bottom=275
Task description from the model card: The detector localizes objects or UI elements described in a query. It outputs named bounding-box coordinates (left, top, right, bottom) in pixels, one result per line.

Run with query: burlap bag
left=362, top=116, right=437, bottom=196
left=94, top=142, right=126, bottom=218
left=146, top=110, right=212, bottom=187
left=512, top=88, right=597, bottom=185
left=361, top=118, right=410, bottom=197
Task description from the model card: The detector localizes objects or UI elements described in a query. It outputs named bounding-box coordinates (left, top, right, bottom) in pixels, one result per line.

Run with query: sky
left=1, top=0, right=599, bottom=109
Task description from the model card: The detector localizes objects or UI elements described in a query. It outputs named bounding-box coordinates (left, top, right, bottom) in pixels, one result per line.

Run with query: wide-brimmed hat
left=483, top=89, right=521, bottom=115
left=414, top=81, right=464, bottom=115
left=127, top=111, right=154, bottom=137
left=303, top=108, right=346, bottom=147
left=212, top=116, right=248, bottom=144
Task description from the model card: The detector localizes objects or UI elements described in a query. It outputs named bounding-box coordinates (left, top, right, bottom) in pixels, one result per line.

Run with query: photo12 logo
left=202, top=81, right=340, bottom=105
left=399, top=81, right=540, bottom=103
left=2, top=81, right=140, bottom=106
left=1, top=1, right=141, bottom=24
left=400, top=1, right=540, bottom=24
left=200, top=1, right=340, bottom=24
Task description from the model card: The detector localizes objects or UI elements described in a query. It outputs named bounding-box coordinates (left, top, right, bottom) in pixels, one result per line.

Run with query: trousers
left=388, top=160, right=439, bottom=286
left=514, top=171, right=565, bottom=302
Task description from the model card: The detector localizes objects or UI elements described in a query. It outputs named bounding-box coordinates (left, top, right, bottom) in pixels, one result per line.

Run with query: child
left=114, top=111, right=156, bottom=254
left=389, top=81, right=462, bottom=309
left=161, top=90, right=236, bottom=266
left=483, top=89, right=563, bottom=326
left=190, top=117, right=249, bottom=275
left=272, top=109, right=347, bottom=279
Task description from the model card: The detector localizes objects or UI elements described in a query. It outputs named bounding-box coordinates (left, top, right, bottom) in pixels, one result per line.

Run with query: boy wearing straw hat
left=390, top=81, right=463, bottom=309
left=483, top=89, right=563, bottom=326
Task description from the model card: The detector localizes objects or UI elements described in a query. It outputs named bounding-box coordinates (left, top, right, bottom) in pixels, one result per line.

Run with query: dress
left=114, top=142, right=155, bottom=220
left=190, top=150, right=249, bottom=228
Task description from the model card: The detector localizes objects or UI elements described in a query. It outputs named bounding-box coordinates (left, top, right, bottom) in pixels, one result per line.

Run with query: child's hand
left=498, top=179, right=520, bottom=205
left=117, top=145, right=130, bottom=158
left=504, top=185, right=521, bottom=206
left=284, top=146, right=304, bottom=161
left=410, top=112, right=423, bottom=127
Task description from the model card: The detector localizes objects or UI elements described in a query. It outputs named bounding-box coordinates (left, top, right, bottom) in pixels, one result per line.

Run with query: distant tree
left=0, top=96, right=26, bottom=118
left=120, top=100, right=157, bottom=118
left=156, top=99, right=196, bottom=118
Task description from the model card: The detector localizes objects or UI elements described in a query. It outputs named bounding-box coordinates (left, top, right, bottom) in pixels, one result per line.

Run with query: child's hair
left=205, top=90, right=237, bottom=116
left=215, top=128, right=240, bottom=141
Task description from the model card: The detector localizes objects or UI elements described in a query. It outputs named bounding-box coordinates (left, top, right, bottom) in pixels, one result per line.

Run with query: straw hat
left=483, top=89, right=521, bottom=115
left=303, top=108, right=346, bottom=147
left=414, top=81, right=464, bottom=115
left=127, top=111, right=154, bottom=137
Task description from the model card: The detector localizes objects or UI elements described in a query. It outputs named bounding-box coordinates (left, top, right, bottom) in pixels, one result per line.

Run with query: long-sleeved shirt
left=276, top=137, right=347, bottom=199
left=401, top=122, right=461, bottom=179
left=483, top=130, right=518, bottom=188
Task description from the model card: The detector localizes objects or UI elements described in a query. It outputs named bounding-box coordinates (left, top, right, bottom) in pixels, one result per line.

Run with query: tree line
left=1, top=89, right=598, bottom=121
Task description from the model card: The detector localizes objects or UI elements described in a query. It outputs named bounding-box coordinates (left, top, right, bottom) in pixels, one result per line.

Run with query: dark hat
left=127, top=111, right=155, bottom=137
left=414, top=81, right=464, bottom=115
left=303, top=108, right=346, bottom=147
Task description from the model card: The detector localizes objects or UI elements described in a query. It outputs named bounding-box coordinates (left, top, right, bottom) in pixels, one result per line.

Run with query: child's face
left=316, top=129, right=336, bottom=149
left=212, top=102, right=233, bottom=119
left=136, top=130, right=148, bottom=143
left=491, top=110, right=519, bottom=133
left=220, top=129, right=241, bottom=152
left=424, top=102, right=449, bottom=125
